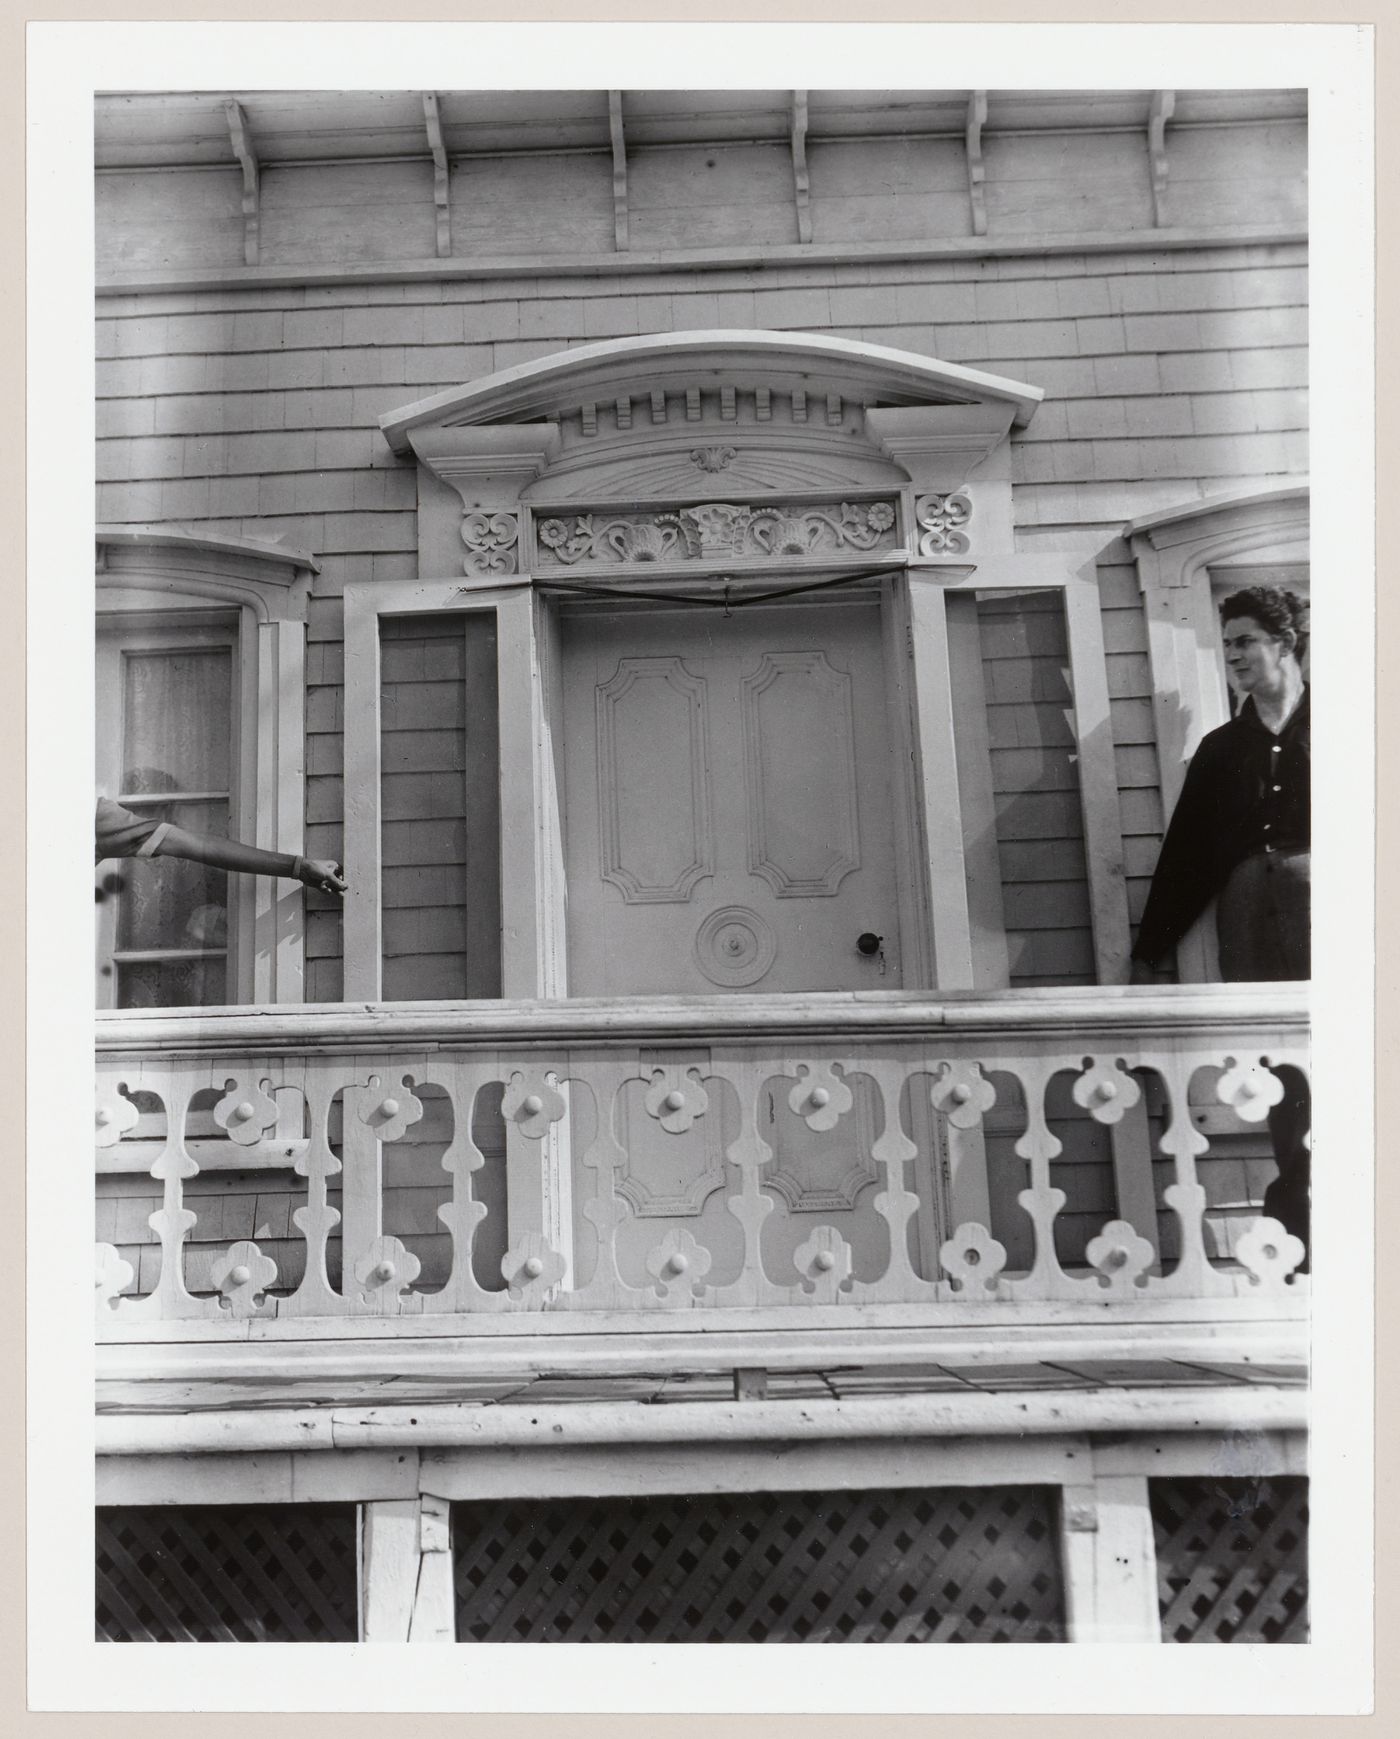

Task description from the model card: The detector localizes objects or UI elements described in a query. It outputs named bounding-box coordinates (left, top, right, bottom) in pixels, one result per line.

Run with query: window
left=96, top=616, right=238, bottom=1008
left=95, top=528, right=315, bottom=1007
left=1128, top=483, right=1309, bottom=980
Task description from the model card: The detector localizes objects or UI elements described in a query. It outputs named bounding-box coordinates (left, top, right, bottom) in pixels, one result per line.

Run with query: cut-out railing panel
left=95, top=986, right=1309, bottom=1338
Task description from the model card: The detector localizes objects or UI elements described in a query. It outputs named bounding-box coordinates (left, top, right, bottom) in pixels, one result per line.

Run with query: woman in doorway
left=1130, top=585, right=1310, bottom=1253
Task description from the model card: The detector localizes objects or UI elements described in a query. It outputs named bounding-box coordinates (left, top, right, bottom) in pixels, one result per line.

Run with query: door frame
left=342, top=551, right=1132, bottom=1006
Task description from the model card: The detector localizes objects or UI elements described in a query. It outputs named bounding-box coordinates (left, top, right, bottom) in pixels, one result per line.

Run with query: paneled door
left=561, top=597, right=903, bottom=997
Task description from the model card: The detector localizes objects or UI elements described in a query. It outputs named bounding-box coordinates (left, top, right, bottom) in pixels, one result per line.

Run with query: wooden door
left=559, top=595, right=939, bottom=1291
left=560, top=596, right=903, bottom=997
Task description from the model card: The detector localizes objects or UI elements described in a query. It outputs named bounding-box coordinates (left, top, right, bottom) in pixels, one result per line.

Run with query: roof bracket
left=790, top=91, right=812, bottom=244
left=224, top=98, right=259, bottom=267
left=965, top=90, right=988, bottom=238
left=608, top=90, right=629, bottom=252
left=1148, top=90, right=1176, bottom=227
left=423, top=92, right=452, bottom=259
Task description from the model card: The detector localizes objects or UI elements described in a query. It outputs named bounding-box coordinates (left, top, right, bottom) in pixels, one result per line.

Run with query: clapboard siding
left=378, top=613, right=501, bottom=1002
left=977, top=591, right=1096, bottom=988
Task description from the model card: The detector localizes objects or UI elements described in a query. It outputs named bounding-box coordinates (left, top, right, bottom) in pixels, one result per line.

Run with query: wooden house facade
left=93, top=89, right=1310, bottom=1646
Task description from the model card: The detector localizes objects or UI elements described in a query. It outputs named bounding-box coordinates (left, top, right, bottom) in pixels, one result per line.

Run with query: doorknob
left=856, top=932, right=883, bottom=957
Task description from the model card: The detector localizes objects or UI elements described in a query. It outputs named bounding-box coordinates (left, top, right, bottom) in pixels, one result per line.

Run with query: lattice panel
left=453, top=1486, right=1065, bottom=1642
left=1151, top=1477, right=1309, bottom=1643
left=96, top=1505, right=359, bottom=1642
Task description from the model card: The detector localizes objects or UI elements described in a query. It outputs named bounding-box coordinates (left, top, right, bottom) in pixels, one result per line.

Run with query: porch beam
left=96, top=1385, right=1308, bottom=1456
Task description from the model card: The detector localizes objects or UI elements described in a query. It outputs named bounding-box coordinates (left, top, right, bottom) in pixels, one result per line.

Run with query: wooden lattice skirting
left=451, top=1485, right=1066, bottom=1642
left=1151, top=1475, right=1309, bottom=1643
left=96, top=1504, right=359, bottom=1642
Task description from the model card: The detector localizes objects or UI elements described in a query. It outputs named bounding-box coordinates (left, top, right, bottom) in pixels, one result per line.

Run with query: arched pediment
left=383, top=332, right=1043, bottom=575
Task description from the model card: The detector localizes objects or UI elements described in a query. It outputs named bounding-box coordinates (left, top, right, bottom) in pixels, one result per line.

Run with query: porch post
left=1060, top=1471, right=1162, bottom=1644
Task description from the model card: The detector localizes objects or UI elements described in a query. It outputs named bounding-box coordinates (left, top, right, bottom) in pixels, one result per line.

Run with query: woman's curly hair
left=1219, top=585, right=1309, bottom=662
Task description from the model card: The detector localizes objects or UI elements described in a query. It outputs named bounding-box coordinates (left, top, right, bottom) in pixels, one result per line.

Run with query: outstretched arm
left=155, top=825, right=347, bottom=894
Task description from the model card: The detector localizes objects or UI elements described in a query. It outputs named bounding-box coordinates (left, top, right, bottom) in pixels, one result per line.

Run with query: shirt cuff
left=135, top=821, right=173, bottom=858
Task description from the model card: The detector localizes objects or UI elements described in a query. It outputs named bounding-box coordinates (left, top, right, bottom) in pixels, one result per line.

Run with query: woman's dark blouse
left=1131, top=688, right=1310, bottom=967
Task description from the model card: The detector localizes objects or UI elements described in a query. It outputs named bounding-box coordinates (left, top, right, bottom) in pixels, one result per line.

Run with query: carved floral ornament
left=535, top=499, right=899, bottom=566
left=914, top=491, right=974, bottom=556
left=461, top=509, right=521, bottom=577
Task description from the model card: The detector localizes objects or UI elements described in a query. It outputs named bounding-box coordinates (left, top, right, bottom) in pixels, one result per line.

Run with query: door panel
left=562, top=599, right=902, bottom=997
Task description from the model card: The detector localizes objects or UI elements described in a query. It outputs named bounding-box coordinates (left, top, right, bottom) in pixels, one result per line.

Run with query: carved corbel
left=224, top=98, right=259, bottom=267
left=1148, top=90, right=1175, bottom=227
left=867, top=402, right=1021, bottom=560
left=790, top=90, right=813, bottom=244
left=423, top=92, right=452, bottom=259
left=965, top=90, right=988, bottom=237
left=608, top=90, right=629, bottom=252
left=865, top=402, right=1016, bottom=490
left=407, top=425, right=561, bottom=577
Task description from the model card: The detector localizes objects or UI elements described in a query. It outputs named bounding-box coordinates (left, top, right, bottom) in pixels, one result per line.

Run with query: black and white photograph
left=26, top=18, right=1375, bottom=1719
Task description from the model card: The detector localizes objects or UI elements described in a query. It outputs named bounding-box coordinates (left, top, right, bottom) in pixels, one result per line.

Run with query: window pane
left=117, top=957, right=227, bottom=1009
left=122, top=648, right=232, bottom=794
left=116, top=799, right=229, bottom=954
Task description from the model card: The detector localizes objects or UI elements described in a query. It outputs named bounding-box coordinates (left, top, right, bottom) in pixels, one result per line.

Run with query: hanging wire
left=533, top=564, right=898, bottom=611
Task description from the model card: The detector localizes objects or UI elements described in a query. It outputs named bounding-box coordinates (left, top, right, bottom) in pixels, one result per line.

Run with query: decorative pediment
left=383, top=332, right=1042, bottom=574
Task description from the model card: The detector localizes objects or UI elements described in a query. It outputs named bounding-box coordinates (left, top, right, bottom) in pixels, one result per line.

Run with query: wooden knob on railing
left=808, top=1087, right=830, bottom=1109
left=231, top=1101, right=256, bottom=1123
left=1094, top=1081, right=1118, bottom=1104
left=1102, top=1246, right=1128, bottom=1269
left=813, top=1250, right=836, bottom=1272
left=664, top=1090, right=686, bottom=1112
left=524, top=1256, right=544, bottom=1279
left=372, top=1261, right=396, bottom=1283
left=96, top=1108, right=112, bottom=1126
left=229, top=1265, right=251, bottom=1286
left=950, top=1084, right=972, bottom=1105
left=380, top=1097, right=400, bottom=1119
left=522, top=1094, right=544, bottom=1116
left=667, top=1253, right=690, bottom=1274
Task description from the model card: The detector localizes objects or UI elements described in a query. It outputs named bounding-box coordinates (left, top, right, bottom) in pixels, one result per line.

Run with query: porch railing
left=95, top=985, right=1308, bottom=1338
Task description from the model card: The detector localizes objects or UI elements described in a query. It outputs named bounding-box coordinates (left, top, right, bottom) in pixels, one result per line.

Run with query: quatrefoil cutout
left=643, top=1068, right=709, bottom=1134
left=930, top=1062, right=996, bottom=1129
left=353, top=1234, right=422, bottom=1303
left=211, top=1240, right=279, bottom=1316
left=95, top=1084, right=140, bottom=1149
left=793, top=1225, right=853, bottom=1298
left=502, top=1072, right=567, bottom=1139
left=1236, top=1217, right=1306, bottom=1287
left=643, top=1228, right=712, bottom=1298
left=1084, top=1220, right=1155, bottom=1288
left=787, top=1063, right=853, bottom=1132
left=95, top=1242, right=135, bottom=1312
left=938, top=1223, right=1008, bottom=1293
left=213, top=1075, right=280, bottom=1146
left=501, top=1233, right=566, bottom=1301
left=359, top=1074, right=424, bottom=1143
left=1216, top=1059, right=1287, bottom=1124
left=1071, top=1058, right=1142, bottom=1126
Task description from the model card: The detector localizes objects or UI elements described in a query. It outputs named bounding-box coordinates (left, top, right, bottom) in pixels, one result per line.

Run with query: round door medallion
left=694, top=905, right=777, bottom=988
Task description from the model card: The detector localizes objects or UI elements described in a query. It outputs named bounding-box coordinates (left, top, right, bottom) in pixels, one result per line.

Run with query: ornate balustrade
left=95, top=987, right=1308, bottom=1344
